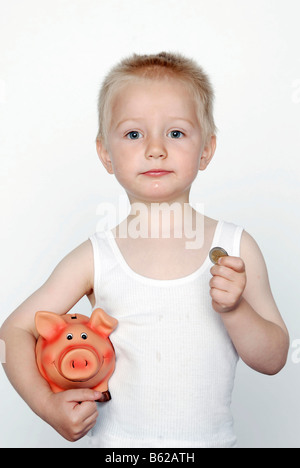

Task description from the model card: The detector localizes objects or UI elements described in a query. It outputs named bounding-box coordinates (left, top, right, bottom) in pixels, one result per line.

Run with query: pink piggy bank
left=35, top=308, right=118, bottom=401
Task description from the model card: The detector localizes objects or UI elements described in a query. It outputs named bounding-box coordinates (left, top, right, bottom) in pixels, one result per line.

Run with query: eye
left=126, top=131, right=142, bottom=140
left=168, top=130, right=184, bottom=139
left=81, top=333, right=88, bottom=340
left=66, top=333, right=73, bottom=340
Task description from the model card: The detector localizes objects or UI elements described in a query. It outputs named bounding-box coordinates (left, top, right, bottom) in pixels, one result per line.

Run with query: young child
left=0, top=52, right=289, bottom=448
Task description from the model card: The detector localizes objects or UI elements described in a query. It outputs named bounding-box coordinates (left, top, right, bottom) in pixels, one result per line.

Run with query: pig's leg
left=93, top=381, right=111, bottom=401
left=97, top=390, right=111, bottom=402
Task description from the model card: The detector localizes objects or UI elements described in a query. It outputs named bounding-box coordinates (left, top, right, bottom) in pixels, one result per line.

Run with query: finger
left=218, top=255, right=245, bottom=272
left=73, top=400, right=98, bottom=425
left=209, top=275, right=230, bottom=292
left=210, top=286, right=225, bottom=301
left=65, top=388, right=102, bottom=403
left=210, top=264, right=238, bottom=282
left=210, top=288, right=233, bottom=307
left=82, top=407, right=99, bottom=425
left=71, top=416, right=98, bottom=441
left=77, top=399, right=98, bottom=414
left=76, top=418, right=98, bottom=439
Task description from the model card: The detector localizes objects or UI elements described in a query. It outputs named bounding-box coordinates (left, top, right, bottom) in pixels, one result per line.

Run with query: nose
left=59, top=348, right=102, bottom=382
left=145, top=136, right=167, bottom=160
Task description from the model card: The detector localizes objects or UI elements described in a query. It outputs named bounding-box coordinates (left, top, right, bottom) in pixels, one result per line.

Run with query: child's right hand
left=43, top=389, right=101, bottom=442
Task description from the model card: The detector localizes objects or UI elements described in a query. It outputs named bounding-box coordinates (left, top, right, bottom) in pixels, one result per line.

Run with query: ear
left=96, top=139, right=114, bottom=175
left=88, top=308, right=118, bottom=337
left=35, top=311, right=67, bottom=341
left=199, top=135, right=217, bottom=171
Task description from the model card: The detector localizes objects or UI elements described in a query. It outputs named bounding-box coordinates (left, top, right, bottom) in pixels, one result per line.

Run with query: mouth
left=141, top=170, right=173, bottom=177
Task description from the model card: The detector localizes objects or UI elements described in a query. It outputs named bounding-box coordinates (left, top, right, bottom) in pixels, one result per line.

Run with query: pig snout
left=58, top=347, right=103, bottom=382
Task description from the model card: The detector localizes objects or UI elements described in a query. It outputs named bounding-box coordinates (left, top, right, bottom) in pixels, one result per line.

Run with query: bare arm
left=210, top=231, right=289, bottom=375
left=0, top=240, right=101, bottom=441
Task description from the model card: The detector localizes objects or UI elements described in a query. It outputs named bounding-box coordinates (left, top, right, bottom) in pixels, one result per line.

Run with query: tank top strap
left=212, top=220, right=244, bottom=258
left=89, top=231, right=118, bottom=308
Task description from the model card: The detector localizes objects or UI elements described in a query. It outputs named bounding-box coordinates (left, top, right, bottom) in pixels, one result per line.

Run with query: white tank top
left=88, top=220, right=243, bottom=448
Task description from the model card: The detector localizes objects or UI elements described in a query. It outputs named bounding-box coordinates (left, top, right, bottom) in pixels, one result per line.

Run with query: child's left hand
left=209, top=256, right=246, bottom=314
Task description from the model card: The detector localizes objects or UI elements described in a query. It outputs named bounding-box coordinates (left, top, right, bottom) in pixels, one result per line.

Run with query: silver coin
left=209, top=247, right=228, bottom=264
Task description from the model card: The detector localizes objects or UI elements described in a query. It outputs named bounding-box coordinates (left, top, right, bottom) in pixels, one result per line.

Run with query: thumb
left=65, top=388, right=102, bottom=403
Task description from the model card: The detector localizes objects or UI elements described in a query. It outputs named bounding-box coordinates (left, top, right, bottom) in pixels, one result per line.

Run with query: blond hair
left=96, top=52, right=217, bottom=146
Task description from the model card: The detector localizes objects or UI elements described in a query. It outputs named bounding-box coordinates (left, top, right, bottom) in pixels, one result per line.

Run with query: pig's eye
left=66, top=333, right=73, bottom=340
left=81, top=333, right=88, bottom=340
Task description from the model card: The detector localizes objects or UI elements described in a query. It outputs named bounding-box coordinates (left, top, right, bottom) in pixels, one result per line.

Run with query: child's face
left=97, top=77, right=215, bottom=204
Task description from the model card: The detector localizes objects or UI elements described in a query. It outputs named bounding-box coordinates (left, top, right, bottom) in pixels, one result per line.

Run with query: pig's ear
left=35, top=311, right=66, bottom=341
left=88, top=308, right=118, bottom=337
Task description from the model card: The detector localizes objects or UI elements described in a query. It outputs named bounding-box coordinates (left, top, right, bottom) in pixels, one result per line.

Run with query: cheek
left=43, top=351, right=55, bottom=365
left=108, top=142, right=130, bottom=170
left=110, top=149, right=140, bottom=179
left=111, top=159, right=131, bottom=180
left=178, top=154, right=201, bottom=179
left=174, top=139, right=202, bottom=168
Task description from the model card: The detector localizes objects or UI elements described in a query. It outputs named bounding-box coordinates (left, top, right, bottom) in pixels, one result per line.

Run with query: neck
left=115, top=193, right=203, bottom=246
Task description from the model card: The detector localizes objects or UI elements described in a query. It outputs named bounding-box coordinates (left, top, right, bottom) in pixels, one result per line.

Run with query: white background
left=1, top=0, right=300, bottom=448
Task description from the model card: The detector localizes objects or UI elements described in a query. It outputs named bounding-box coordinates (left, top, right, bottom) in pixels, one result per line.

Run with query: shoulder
left=240, top=230, right=270, bottom=292
left=240, top=230, right=267, bottom=275
left=5, top=240, right=96, bottom=335
left=55, top=240, right=94, bottom=272
left=47, top=239, right=94, bottom=296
